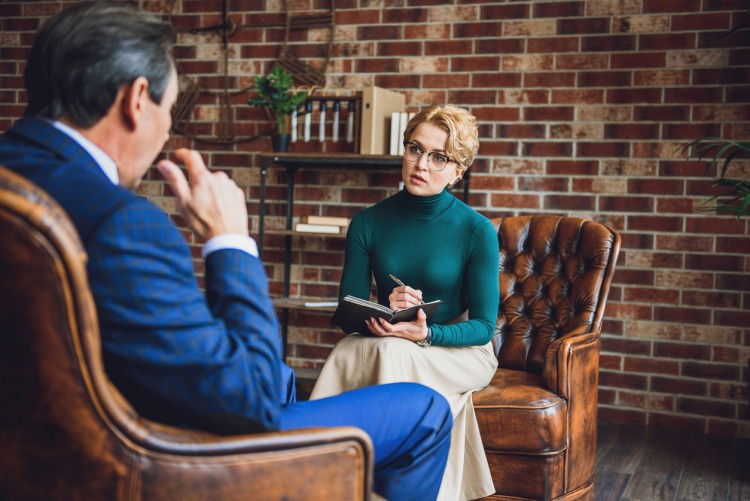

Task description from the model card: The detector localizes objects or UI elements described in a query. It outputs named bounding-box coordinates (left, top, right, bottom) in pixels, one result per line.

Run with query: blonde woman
left=311, top=104, right=498, bottom=500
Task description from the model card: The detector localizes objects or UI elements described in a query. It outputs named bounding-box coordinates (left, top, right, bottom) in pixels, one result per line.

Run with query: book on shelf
left=359, top=86, right=406, bottom=155
left=300, top=215, right=350, bottom=227
left=294, top=222, right=342, bottom=234
left=303, top=300, right=340, bottom=308
left=330, top=295, right=442, bottom=335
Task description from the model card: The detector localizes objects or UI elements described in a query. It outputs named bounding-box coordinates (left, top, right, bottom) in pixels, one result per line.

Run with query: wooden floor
left=595, top=421, right=750, bottom=501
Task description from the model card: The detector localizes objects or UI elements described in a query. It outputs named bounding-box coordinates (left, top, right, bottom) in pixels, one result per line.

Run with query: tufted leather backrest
left=493, top=215, right=620, bottom=374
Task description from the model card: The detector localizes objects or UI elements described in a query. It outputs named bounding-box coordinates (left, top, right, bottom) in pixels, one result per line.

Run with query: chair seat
left=474, top=368, right=568, bottom=454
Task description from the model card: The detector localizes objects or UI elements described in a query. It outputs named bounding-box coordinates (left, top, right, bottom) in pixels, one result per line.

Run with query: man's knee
left=388, top=382, right=452, bottom=430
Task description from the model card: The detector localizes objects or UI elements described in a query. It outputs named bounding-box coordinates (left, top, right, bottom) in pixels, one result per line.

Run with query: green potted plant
left=687, top=138, right=750, bottom=217
left=248, top=66, right=308, bottom=152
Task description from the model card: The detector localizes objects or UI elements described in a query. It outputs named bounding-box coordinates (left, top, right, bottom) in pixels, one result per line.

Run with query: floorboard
left=595, top=422, right=750, bottom=501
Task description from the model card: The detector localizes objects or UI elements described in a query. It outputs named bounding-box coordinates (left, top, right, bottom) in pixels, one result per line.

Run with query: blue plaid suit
left=0, top=117, right=451, bottom=500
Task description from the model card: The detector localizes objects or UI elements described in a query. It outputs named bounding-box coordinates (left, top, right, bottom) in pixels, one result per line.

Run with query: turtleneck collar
left=395, top=188, right=455, bottom=221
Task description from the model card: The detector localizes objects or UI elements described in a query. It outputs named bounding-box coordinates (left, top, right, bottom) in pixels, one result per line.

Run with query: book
left=304, top=301, right=339, bottom=308
left=300, top=215, right=350, bottom=227
left=397, top=112, right=408, bottom=156
left=294, top=223, right=342, bottom=234
left=389, top=111, right=401, bottom=155
left=330, top=295, right=442, bottom=335
left=359, top=86, right=406, bottom=155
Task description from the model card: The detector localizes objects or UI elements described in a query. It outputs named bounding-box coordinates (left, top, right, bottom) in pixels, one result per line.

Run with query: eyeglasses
left=402, top=141, right=457, bottom=172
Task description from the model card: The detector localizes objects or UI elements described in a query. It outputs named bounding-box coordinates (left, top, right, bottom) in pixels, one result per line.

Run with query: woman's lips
left=411, top=173, right=426, bottom=184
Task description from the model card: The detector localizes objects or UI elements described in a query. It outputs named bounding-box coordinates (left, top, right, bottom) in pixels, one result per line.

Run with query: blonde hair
left=402, top=104, right=479, bottom=172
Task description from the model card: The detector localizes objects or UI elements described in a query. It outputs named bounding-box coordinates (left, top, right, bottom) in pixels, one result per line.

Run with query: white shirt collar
left=51, top=120, right=120, bottom=185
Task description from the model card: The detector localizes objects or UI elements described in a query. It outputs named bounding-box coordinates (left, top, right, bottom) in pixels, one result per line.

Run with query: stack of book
left=294, top=215, right=350, bottom=234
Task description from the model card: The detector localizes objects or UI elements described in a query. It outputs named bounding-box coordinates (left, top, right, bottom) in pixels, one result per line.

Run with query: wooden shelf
left=272, top=297, right=338, bottom=312
left=264, top=229, right=347, bottom=238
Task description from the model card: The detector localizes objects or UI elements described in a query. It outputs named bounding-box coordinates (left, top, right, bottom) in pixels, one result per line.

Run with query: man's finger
left=157, top=159, right=191, bottom=202
left=172, top=147, right=209, bottom=185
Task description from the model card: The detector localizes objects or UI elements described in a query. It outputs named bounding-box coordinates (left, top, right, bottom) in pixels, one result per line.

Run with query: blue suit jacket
left=0, top=117, right=290, bottom=432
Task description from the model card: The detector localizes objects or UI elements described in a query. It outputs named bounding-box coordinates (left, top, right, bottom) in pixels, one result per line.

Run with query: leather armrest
left=542, top=326, right=598, bottom=398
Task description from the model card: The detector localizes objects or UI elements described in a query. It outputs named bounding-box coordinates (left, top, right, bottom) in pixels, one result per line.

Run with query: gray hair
left=24, top=0, right=176, bottom=128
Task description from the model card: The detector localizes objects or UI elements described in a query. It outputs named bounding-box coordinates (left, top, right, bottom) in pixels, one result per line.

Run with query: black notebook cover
left=330, top=295, right=442, bottom=335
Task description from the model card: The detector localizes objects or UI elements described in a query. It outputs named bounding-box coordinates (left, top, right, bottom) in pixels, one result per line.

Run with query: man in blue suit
left=0, top=2, right=452, bottom=499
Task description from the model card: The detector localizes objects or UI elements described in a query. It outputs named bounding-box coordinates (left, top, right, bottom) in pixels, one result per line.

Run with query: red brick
left=633, top=105, right=690, bottom=121
left=671, top=12, right=731, bottom=31
left=624, top=287, right=679, bottom=303
left=638, top=33, right=697, bottom=50
left=597, top=407, right=647, bottom=427
left=472, top=72, right=523, bottom=88
left=685, top=217, right=746, bottom=235
left=654, top=341, right=712, bottom=360
left=643, top=0, right=701, bottom=13
left=651, top=376, right=707, bottom=396
left=656, top=234, right=713, bottom=252
left=611, top=52, right=666, bottom=69
left=423, top=74, right=470, bottom=88
left=381, top=8, right=428, bottom=23
left=544, top=194, right=595, bottom=211
left=378, top=41, right=422, bottom=56
left=608, top=88, right=663, bottom=104
left=522, top=141, right=573, bottom=157
left=624, top=356, right=680, bottom=375
left=357, top=25, right=401, bottom=40
left=677, top=397, right=736, bottom=418
left=518, top=176, right=568, bottom=192
left=664, top=87, right=723, bottom=103
left=476, top=38, right=525, bottom=54
left=479, top=141, right=518, bottom=156
left=498, top=124, right=546, bottom=139
left=376, top=74, right=421, bottom=88
left=527, top=37, right=579, bottom=53
left=524, top=106, right=575, bottom=121
left=558, top=17, right=610, bottom=34
left=716, top=236, right=750, bottom=254
left=452, top=56, right=500, bottom=72
left=582, top=34, right=637, bottom=52
left=490, top=193, right=541, bottom=210
left=578, top=142, right=630, bottom=158
left=533, top=1, right=585, bottom=18
left=599, top=370, right=649, bottom=390
left=481, top=4, right=530, bottom=19
left=654, top=306, right=712, bottom=324
left=605, top=123, right=660, bottom=140
left=599, top=196, right=654, bottom=213
left=454, top=22, right=501, bottom=38
left=547, top=160, right=599, bottom=175
left=524, top=72, right=577, bottom=87
left=693, top=67, right=750, bottom=85
left=714, top=310, right=750, bottom=327
left=628, top=178, right=684, bottom=195
left=424, top=40, right=472, bottom=55
left=629, top=216, right=684, bottom=232
left=557, top=54, right=609, bottom=70
left=355, top=58, right=399, bottom=73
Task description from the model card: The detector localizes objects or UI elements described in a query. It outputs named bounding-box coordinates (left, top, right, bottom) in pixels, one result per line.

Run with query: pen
left=389, top=274, right=424, bottom=304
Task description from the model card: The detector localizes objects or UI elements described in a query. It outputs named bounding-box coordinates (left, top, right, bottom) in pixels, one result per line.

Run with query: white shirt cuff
left=201, top=234, right=259, bottom=259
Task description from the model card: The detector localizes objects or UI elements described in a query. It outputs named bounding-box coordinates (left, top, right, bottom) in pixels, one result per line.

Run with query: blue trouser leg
left=279, top=382, right=452, bottom=501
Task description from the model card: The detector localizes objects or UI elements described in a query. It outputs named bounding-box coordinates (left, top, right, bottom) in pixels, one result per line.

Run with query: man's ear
left=120, top=76, right=149, bottom=130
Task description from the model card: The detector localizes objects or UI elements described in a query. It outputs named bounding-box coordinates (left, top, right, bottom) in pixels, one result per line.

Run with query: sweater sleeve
left=338, top=213, right=374, bottom=301
left=430, top=217, right=499, bottom=347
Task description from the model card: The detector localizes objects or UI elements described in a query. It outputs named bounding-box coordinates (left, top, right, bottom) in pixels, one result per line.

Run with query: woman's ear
left=450, top=169, right=464, bottom=188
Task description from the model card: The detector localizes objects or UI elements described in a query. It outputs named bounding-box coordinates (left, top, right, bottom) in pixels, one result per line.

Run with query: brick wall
left=1, top=0, right=748, bottom=438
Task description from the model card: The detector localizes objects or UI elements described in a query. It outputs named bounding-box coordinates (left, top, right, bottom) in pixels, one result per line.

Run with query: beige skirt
left=310, top=334, right=498, bottom=501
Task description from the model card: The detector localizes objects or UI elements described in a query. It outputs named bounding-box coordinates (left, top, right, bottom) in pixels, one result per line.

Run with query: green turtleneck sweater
left=339, top=189, right=499, bottom=346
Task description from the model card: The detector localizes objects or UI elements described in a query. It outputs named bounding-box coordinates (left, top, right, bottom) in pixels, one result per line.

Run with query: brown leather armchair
left=0, top=166, right=373, bottom=501
left=474, top=215, right=621, bottom=501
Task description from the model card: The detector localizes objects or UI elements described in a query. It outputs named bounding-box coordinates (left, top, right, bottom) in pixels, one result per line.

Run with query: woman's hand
left=365, top=308, right=429, bottom=343
left=388, top=285, right=423, bottom=311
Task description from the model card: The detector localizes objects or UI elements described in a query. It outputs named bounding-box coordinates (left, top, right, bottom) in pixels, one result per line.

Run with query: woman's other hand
left=366, top=308, right=429, bottom=343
